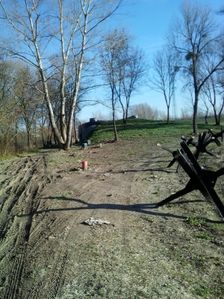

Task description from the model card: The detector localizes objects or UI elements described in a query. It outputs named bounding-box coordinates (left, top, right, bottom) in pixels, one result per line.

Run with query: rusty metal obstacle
left=156, top=130, right=224, bottom=219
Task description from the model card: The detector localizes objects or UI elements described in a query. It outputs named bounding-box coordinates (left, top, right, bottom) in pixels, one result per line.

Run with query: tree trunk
left=112, top=111, right=118, bottom=141
left=122, top=112, right=126, bottom=124
left=65, top=64, right=83, bottom=150
left=59, top=0, right=68, bottom=142
left=14, top=121, right=18, bottom=153
left=166, top=105, right=170, bottom=123
left=118, top=95, right=125, bottom=123
left=24, top=118, right=32, bottom=149
left=125, top=101, right=130, bottom=124
left=42, top=76, right=65, bottom=147
left=212, top=104, right=219, bottom=125
left=204, top=110, right=208, bottom=125
left=64, top=8, right=88, bottom=150
left=41, top=127, right=45, bottom=147
left=27, top=11, right=66, bottom=148
left=192, top=92, right=199, bottom=134
left=217, top=98, right=224, bottom=126
left=111, top=89, right=118, bottom=142
left=216, top=112, right=221, bottom=126
left=27, top=129, right=31, bottom=149
left=60, top=82, right=67, bottom=141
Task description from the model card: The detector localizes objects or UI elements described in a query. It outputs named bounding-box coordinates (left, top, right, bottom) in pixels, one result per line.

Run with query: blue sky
left=79, top=0, right=224, bottom=122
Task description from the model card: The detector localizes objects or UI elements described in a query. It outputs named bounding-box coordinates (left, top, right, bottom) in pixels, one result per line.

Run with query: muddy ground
left=0, top=137, right=223, bottom=299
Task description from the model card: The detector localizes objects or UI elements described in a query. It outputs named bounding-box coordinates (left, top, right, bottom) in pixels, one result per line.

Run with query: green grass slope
left=89, top=118, right=223, bottom=144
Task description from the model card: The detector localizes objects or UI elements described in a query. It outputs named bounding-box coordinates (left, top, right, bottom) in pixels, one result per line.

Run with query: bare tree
left=100, top=29, right=127, bottom=141
left=103, top=29, right=144, bottom=124
left=0, top=0, right=121, bottom=149
left=0, top=60, right=19, bottom=153
left=170, top=1, right=224, bottom=133
left=13, top=66, right=39, bottom=149
left=202, top=73, right=224, bottom=125
left=100, top=29, right=144, bottom=140
left=120, top=47, right=144, bottom=123
left=201, top=97, right=210, bottom=125
left=150, top=48, right=178, bottom=123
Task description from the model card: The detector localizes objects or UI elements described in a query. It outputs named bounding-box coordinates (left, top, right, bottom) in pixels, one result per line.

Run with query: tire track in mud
left=32, top=177, right=103, bottom=299
left=24, top=241, right=69, bottom=299
left=25, top=170, right=128, bottom=299
left=0, top=155, right=53, bottom=299
left=25, top=220, right=73, bottom=299
left=20, top=191, right=80, bottom=298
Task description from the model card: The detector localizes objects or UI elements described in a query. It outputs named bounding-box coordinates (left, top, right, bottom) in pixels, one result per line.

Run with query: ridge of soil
left=0, top=138, right=223, bottom=298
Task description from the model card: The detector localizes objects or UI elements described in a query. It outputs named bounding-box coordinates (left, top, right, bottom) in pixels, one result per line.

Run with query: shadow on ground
left=18, top=196, right=222, bottom=223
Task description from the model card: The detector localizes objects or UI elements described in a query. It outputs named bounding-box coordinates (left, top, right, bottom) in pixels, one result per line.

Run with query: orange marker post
left=81, top=160, right=88, bottom=170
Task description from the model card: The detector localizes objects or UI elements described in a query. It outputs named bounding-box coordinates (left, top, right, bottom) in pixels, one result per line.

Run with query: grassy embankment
left=89, top=118, right=224, bottom=144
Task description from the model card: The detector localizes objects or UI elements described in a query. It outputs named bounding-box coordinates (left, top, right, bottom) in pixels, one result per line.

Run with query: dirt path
left=0, top=139, right=223, bottom=298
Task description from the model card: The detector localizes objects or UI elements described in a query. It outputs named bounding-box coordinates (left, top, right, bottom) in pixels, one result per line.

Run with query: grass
left=89, top=118, right=224, bottom=144
left=209, top=222, right=224, bottom=231
left=195, top=232, right=212, bottom=240
left=0, top=153, right=18, bottom=161
left=193, top=284, right=212, bottom=297
left=185, top=216, right=207, bottom=227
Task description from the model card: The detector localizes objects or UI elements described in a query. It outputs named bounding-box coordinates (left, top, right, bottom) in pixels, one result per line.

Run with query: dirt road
left=0, top=139, right=223, bottom=298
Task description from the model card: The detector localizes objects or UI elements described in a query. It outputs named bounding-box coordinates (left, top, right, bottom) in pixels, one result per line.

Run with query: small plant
left=193, top=284, right=211, bottom=297
left=185, top=216, right=206, bottom=227
left=195, top=232, right=212, bottom=240
left=209, top=222, right=224, bottom=231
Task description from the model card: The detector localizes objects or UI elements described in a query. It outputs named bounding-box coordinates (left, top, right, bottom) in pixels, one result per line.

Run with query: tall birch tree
left=0, top=0, right=121, bottom=149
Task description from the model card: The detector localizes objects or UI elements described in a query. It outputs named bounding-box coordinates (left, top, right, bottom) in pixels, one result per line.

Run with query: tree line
left=150, top=2, right=224, bottom=132
left=0, top=0, right=224, bottom=153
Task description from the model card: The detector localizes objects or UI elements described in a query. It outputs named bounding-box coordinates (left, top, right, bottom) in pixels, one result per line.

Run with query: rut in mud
left=0, top=155, right=53, bottom=299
